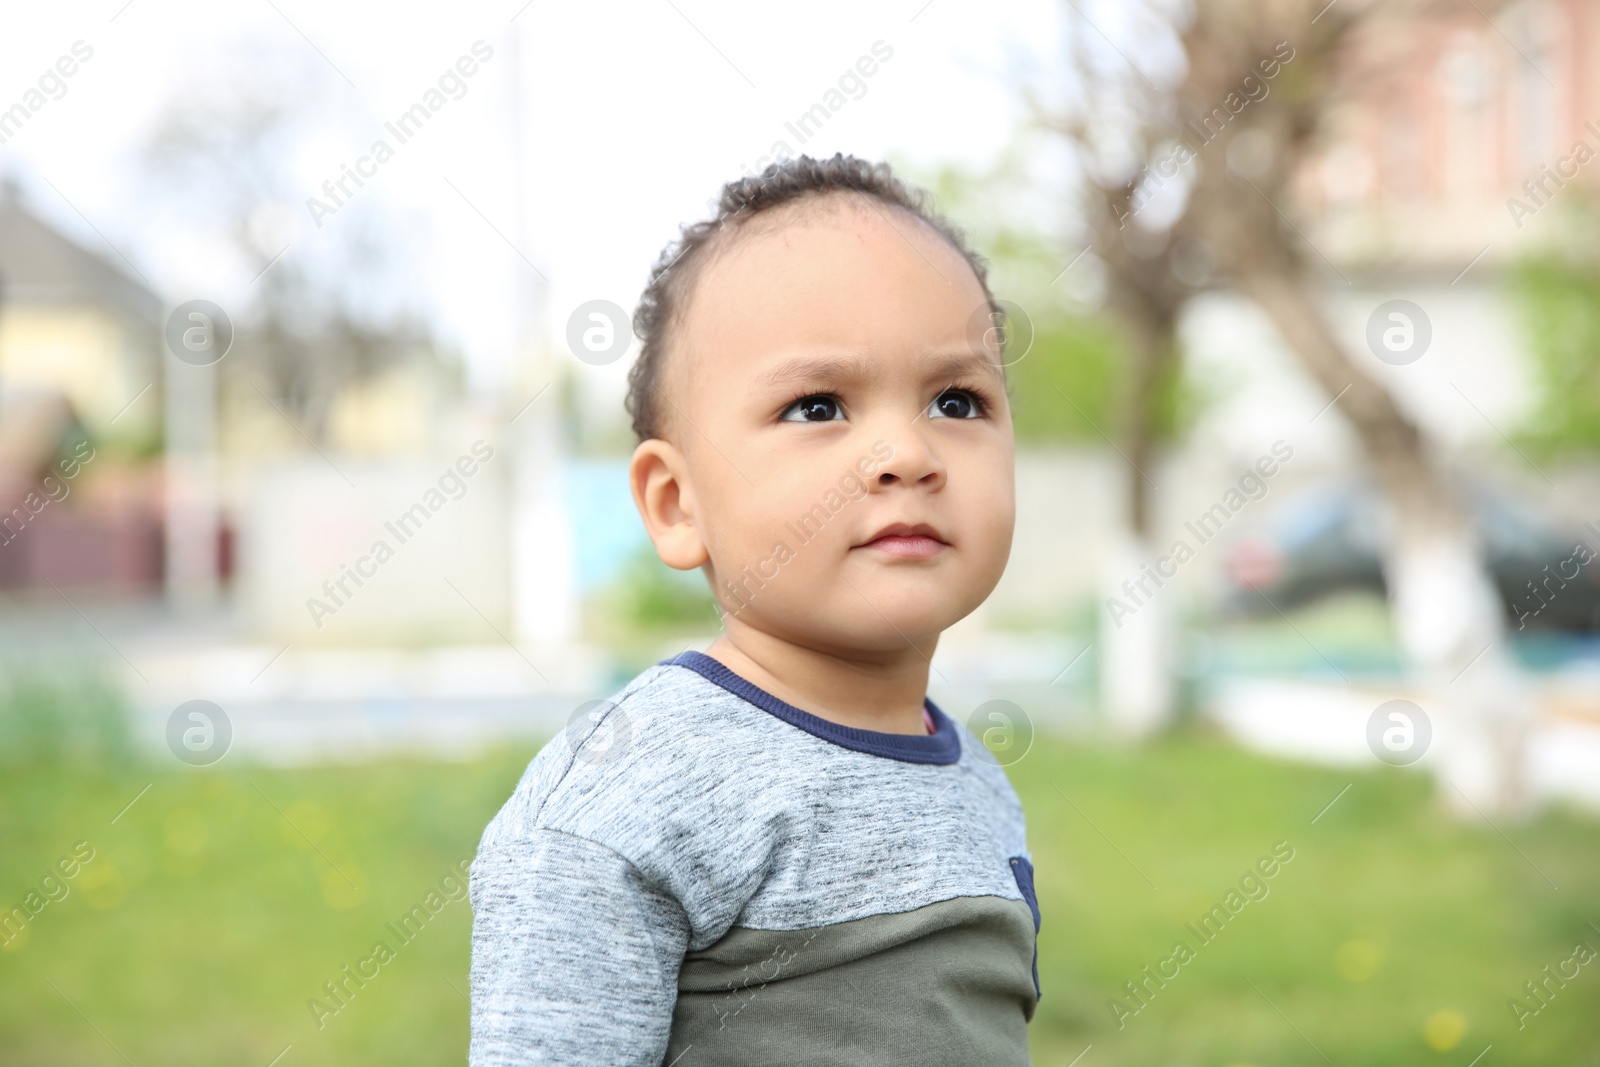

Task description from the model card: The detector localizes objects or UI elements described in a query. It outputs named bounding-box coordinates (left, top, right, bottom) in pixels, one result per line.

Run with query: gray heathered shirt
left=468, top=650, right=1040, bottom=1066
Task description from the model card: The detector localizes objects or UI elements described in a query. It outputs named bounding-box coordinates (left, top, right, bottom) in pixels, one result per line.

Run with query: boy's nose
left=870, top=423, right=945, bottom=491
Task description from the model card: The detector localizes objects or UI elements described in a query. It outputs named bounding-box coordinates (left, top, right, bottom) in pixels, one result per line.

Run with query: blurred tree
left=917, top=148, right=1211, bottom=732
left=1025, top=13, right=1233, bottom=737
left=0, top=664, right=131, bottom=767
left=1039, top=0, right=1531, bottom=814
left=1006, top=316, right=1125, bottom=444
left=1512, top=253, right=1600, bottom=456
left=916, top=157, right=1199, bottom=450
left=139, top=63, right=459, bottom=445
left=598, top=542, right=716, bottom=633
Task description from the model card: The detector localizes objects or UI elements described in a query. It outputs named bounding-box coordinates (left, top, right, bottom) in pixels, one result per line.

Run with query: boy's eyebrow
left=921, top=349, right=1005, bottom=383
left=754, top=352, right=878, bottom=391
left=752, top=348, right=1002, bottom=392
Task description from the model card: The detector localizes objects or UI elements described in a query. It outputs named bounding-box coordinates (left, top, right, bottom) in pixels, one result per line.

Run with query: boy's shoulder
left=475, top=655, right=1027, bottom=937
left=483, top=654, right=1015, bottom=847
left=474, top=657, right=822, bottom=941
left=480, top=658, right=774, bottom=843
left=482, top=656, right=877, bottom=839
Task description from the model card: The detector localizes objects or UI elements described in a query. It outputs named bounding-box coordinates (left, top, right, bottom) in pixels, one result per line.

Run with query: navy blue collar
left=660, top=650, right=962, bottom=765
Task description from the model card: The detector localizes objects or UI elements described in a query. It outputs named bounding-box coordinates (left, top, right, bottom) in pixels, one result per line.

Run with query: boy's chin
left=737, top=592, right=975, bottom=653
left=805, top=608, right=960, bottom=656
left=833, top=582, right=977, bottom=629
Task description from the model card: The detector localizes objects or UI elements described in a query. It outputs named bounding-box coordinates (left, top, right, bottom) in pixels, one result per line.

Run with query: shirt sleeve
left=468, top=826, right=692, bottom=1066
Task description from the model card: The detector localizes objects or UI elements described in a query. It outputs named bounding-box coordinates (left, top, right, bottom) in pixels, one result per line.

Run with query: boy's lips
left=853, top=522, right=949, bottom=560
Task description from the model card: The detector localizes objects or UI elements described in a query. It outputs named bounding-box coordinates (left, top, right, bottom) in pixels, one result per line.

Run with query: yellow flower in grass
left=1335, top=937, right=1383, bottom=982
left=281, top=801, right=333, bottom=850
left=322, top=865, right=366, bottom=910
left=1423, top=1009, right=1466, bottom=1052
left=79, top=857, right=127, bottom=910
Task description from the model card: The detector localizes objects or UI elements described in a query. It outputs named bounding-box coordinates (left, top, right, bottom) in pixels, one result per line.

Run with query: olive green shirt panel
left=666, top=896, right=1037, bottom=1067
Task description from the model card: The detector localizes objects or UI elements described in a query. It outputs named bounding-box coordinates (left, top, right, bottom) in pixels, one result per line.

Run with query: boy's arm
left=468, top=826, right=691, bottom=1066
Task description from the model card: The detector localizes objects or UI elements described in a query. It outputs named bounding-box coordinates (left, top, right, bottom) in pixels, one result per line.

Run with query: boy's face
left=632, top=195, right=1015, bottom=656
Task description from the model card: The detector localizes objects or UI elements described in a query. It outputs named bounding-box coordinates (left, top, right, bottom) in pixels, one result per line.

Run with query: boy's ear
left=629, top=438, right=709, bottom=571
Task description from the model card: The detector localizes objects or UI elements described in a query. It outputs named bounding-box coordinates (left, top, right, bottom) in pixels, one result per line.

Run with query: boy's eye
left=780, top=394, right=844, bottom=422
left=928, top=389, right=982, bottom=420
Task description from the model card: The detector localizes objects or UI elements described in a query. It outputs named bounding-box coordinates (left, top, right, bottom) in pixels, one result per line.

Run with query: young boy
left=468, top=153, right=1038, bottom=1065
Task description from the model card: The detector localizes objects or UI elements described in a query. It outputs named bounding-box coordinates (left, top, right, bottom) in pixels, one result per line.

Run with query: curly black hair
left=625, top=153, right=1001, bottom=444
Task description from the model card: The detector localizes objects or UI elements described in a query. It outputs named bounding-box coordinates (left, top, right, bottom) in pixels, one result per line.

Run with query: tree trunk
left=1100, top=530, right=1179, bottom=739
left=1158, top=0, right=1534, bottom=817
left=1238, top=267, right=1532, bottom=816
left=1052, top=0, right=1532, bottom=801
left=1093, top=194, right=1186, bottom=738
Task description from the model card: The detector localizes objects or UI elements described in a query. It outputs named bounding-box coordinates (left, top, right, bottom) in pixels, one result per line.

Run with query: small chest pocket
left=1009, top=855, right=1041, bottom=999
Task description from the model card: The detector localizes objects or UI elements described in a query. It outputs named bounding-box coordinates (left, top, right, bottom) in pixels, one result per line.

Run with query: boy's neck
left=702, top=628, right=936, bottom=736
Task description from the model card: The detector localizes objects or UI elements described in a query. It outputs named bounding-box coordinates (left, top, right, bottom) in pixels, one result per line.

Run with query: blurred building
left=999, top=2, right=1600, bottom=640
left=1304, top=0, right=1597, bottom=265
left=0, top=176, right=532, bottom=636
left=214, top=321, right=536, bottom=645
left=1177, top=0, right=1591, bottom=510
left=0, top=178, right=162, bottom=443
left=0, top=179, right=166, bottom=593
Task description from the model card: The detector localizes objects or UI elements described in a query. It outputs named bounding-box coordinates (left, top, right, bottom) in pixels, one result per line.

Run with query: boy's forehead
left=747, top=345, right=1006, bottom=396
left=678, top=200, right=990, bottom=382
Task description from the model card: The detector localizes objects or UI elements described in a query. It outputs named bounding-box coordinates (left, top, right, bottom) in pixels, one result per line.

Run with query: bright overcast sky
left=1, top=0, right=1076, bottom=397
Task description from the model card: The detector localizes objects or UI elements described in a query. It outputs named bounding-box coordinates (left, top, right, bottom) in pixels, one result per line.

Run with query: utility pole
left=163, top=338, right=220, bottom=610
left=505, top=20, right=578, bottom=646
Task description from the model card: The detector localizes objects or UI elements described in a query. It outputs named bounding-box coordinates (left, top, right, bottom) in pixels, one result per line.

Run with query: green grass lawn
left=2, top=731, right=1597, bottom=1065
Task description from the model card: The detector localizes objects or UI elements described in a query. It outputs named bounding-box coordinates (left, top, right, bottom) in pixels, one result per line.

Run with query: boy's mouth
left=853, top=522, right=949, bottom=560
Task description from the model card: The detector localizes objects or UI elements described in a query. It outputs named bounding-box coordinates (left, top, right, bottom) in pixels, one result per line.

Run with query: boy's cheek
left=968, top=454, right=1018, bottom=528
left=976, top=515, right=1017, bottom=589
left=968, top=483, right=1018, bottom=584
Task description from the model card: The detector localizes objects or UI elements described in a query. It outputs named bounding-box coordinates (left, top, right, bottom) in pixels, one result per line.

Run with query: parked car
left=1219, top=478, right=1600, bottom=632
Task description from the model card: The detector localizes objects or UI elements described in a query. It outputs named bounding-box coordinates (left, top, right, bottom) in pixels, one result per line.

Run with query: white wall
left=241, top=456, right=511, bottom=644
